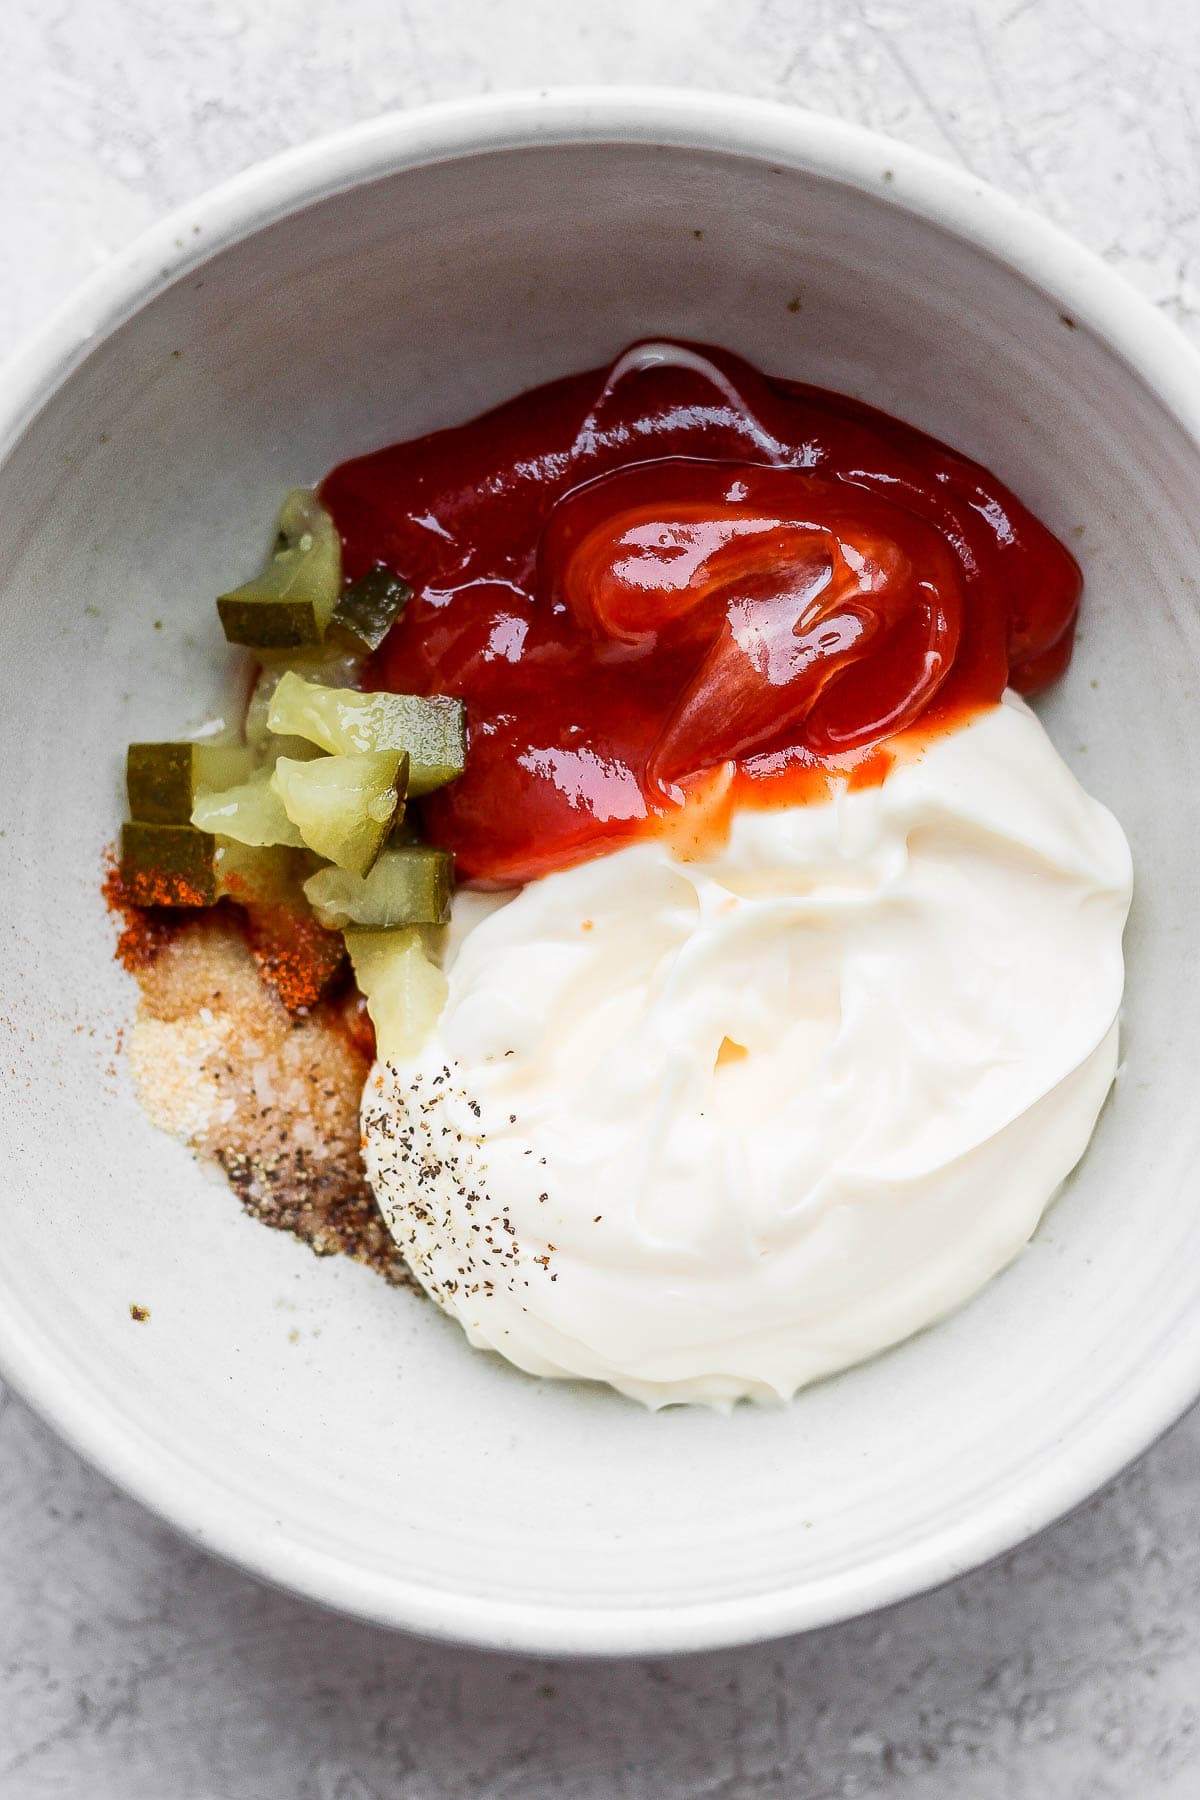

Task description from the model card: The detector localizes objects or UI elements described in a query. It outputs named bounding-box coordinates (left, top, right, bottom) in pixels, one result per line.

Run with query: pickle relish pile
left=118, top=487, right=465, bottom=1055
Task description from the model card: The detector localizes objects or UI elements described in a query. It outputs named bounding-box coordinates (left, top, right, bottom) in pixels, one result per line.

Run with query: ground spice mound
left=102, top=853, right=189, bottom=971
left=127, top=912, right=413, bottom=1287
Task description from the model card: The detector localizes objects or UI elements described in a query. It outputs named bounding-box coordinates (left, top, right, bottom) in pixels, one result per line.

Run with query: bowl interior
left=2, top=127, right=1199, bottom=1652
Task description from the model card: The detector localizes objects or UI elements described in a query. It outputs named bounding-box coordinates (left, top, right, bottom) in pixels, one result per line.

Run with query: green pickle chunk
left=126, top=742, right=254, bottom=824
left=120, top=822, right=217, bottom=907
left=267, top=671, right=466, bottom=795
left=303, top=846, right=453, bottom=929
left=346, top=926, right=448, bottom=1062
left=330, top=564, right=412, bottom=654
left=244, top=652, right=363, bottom=750
left=212, top=839, right=297, bottom=902
left=216, top=598, right=324, bottom=651
left=191, top=767, right=307, bottom=848
left=122, top=487, right=471, bottom=1019
left=216, top=488, right=342, bottom=650
left=271, top=750, right=407, bottom=876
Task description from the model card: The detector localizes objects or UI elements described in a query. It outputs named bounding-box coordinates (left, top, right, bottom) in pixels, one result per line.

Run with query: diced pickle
left=244, top=651, right=363, bottom=750
left=258, top=732, right=324, bottom=772
left=330, top=564, right=412, bottom=654
left=217, top=597, right=324, bottom=651
left=267, top=671, right=465, bottom=795
left=304, top=846, right=453, bottom=929
left=126, top=741, right=255, bottom=825
left=345, top=926, right=448, bottom=1062
left=191, top=768, right=306, bottom=848
left=212, top=839, right=297, bottom=902
left=216, top=489, right=341, bottom=650
left=120, top=821, right=217, bottom=907
left=271, top=750, right=407, bottom=876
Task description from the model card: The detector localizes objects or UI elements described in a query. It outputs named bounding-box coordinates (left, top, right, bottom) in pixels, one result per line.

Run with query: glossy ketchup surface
left=321, top=342, right=1079, bottom=887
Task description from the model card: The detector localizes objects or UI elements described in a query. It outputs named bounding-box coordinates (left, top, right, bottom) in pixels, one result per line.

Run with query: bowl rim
left=3, top=85, right=1200, bottom=1658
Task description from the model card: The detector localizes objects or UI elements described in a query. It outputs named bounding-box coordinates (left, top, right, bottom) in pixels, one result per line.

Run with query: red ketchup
left=321, top=342, right=1079, bottom=887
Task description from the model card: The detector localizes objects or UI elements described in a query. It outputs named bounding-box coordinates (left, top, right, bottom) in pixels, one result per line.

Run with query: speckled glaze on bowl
left=1, top=89, right=1199, bottom=1656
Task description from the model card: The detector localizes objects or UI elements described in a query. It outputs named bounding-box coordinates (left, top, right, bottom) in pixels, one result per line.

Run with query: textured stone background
left=3, top=2, right=1200, bottom=1795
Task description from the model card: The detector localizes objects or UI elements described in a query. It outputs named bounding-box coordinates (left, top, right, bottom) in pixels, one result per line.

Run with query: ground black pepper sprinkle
left=218, top=1143, right=414, bottom=1288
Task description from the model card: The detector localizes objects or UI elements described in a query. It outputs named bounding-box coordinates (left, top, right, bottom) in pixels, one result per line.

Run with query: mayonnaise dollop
left=363, top=695, right=1132, bottom=1407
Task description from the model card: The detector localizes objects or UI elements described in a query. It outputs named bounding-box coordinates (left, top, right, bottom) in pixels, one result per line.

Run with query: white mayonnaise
left=363, top=694, right=1132, bottom=1407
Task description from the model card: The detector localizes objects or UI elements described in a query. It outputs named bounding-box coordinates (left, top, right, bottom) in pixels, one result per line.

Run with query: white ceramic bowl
left=2, top=89, right=1200, bottom=1657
